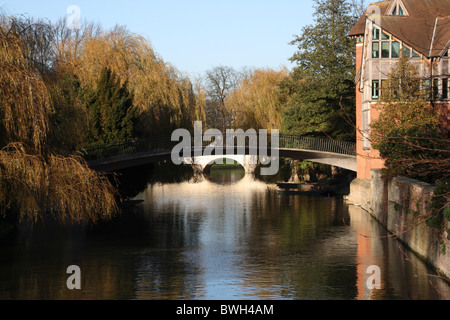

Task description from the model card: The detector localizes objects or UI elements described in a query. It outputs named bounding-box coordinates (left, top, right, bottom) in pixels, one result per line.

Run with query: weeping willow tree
left=53, top=21, right=205, bottom=138
left=0, top=11, right=210, bottom=225
left=225, top=67, right=289, bottom=130
left=0, top=14, right=118, bottom=225
left=0, top=144, right=118, bottom=224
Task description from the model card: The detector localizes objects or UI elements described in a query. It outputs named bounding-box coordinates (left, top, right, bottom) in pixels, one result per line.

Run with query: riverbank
left=346, top=169, right=450, bottom=280
left=210, top=162, right=243, bottom=170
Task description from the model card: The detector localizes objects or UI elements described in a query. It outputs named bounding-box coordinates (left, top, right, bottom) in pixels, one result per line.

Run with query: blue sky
left=1, top=0, right=315, bottom=76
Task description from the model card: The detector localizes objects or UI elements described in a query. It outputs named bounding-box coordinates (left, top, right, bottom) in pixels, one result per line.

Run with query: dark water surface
left=0, top=168, right=449, bottom=300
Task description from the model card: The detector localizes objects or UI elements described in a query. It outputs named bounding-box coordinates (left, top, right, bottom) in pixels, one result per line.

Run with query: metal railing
left=279, top=135, right=356, bottom=156
left=79, top=137, right=175, bottom=161
left=80, top=133, right=356, bottom=162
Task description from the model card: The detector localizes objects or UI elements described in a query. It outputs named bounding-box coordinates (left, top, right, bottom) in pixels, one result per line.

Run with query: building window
left=442, top=79, right=448, bottom=99
left=433, top=79, right=440, bottom=100
left=372, top=80, right=380, bottom=99
left=393, top=5, right=405, bottom=16
left=402, top=46, right=411, bottom=57
left=372, top=29, right=416, bottom=60
left=391, top=41, right=400, bottom=58
left=391, top=1, right=407, bottom=16
left=373, top=27, right=380, bottom=40
left=362, top=109, right=370, bottom=151
left=381, top=42, right=390, bottom=58
left=372, top=29, right=403, bottom=59
left=372, top=42, right=379, bottom=58
left=422, top=80, right=431, bottom=99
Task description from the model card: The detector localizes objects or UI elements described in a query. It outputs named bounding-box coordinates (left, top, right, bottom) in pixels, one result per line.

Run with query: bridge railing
left=80, top=133, right=356, bottom=161
left=279, top=135, right=356, bottom=156
left=79, top=137, right=175, bottom=161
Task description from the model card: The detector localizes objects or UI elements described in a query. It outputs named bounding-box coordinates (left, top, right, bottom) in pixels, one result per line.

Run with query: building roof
left=349, top=0, right=450, bottom=58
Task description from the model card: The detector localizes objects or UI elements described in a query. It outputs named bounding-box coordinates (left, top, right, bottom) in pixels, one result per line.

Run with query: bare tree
left=350, top=0, right=368, bottom=18
left=204, top=65, right=239, bottom=133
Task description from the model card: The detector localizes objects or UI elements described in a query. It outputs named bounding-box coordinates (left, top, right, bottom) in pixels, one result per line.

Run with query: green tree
left=49, top=72, right=90, bottom=153
left=85, top=67, right=138, bottom=145
left=282, top=0, right=357, bottom=141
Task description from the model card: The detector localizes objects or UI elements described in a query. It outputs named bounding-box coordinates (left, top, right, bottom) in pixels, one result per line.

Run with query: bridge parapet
left=81, top=134, right=357, bottom=173
left=279, top=135, right=356, bottom=156
left=81, top=134, right=356, bottom=161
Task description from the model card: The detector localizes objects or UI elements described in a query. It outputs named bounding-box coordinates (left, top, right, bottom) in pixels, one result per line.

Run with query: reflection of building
left=350, top=205, right=378, bottom=300
left=349, top=0, right=450, bottom=180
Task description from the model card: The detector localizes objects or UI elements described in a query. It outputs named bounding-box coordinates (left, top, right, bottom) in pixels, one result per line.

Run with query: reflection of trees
left=207, top=168, right=245, bottom=185
left=254, top=158, right=292, bottom=183
left=130, top=202, right=204, bottom=299
left=0, top=220, right=137, bottom=299
left=3, top=169, right=448, bottom=299
left=0, top=199, right=206, bottom=300
left=115, top=162, right=194, bottom=199
left=236, top=193, right=358, bottom=299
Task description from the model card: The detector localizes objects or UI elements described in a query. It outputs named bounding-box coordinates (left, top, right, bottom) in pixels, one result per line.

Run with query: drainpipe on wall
left=429, top=17, right=438, bottom=109
left=430, top=57, right=435, bottom=110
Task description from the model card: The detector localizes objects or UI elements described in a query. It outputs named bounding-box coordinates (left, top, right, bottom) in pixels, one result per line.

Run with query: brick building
left=349, top=0, right=450, bottom=180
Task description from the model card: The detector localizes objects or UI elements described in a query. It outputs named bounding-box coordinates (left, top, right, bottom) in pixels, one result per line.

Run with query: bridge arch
left=183, top=155, right=259, bottom=175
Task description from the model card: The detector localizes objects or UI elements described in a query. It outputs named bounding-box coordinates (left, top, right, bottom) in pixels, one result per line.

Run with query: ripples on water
left=0, top=166, right=449, bottom=300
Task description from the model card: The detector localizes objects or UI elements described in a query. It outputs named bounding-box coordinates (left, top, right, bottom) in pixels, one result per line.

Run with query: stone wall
left=346, top=176, right=371, bottom=210
left=346, top=169, right=450, bottom=279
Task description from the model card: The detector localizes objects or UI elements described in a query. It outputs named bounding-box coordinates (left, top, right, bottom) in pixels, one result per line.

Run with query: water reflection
left=0, top=166, right=448, bottom=300
left=130, top=169, right=449, bottom=300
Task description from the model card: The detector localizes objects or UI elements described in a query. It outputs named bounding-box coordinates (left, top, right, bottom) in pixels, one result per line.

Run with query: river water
left=0, top=167, right=449, bottom=300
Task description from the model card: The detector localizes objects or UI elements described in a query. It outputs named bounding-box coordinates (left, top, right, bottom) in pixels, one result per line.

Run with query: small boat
left=278, top=189, right=325, bottom=196
left=276, top=182, right=334, bottom=196
left=276, top=183, right=315, bottom=190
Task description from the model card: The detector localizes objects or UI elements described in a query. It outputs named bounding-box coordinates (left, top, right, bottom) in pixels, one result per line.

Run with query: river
left=0, top=166, right=449, bottom=300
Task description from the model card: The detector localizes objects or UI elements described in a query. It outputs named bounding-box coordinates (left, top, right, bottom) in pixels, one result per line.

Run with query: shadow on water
left=114, top=161, right=195, bottom=200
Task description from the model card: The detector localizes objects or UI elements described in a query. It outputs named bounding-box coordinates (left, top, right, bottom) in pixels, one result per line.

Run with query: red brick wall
left=355, top=43, right=385, bottom=180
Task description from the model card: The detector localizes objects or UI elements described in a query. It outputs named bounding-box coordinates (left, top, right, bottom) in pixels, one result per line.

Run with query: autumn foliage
left=226, top=68, right=289, bottom=131
left=0, top=13, right=205, bottom=225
